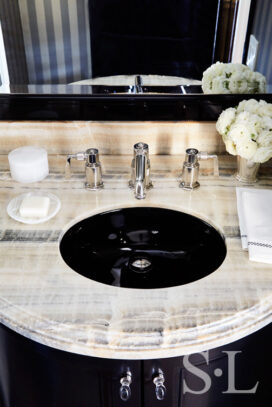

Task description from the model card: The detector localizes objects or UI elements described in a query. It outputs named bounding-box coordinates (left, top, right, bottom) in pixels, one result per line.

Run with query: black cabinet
left=0, top=322, right=271, bottom=407
left=0, top=324, right=141, bottom=407
left=143, top=358, right=181, bottom=406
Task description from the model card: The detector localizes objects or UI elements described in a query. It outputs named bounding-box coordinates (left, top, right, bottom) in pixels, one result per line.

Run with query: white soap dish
left=7, top=192, right=61, bottom=224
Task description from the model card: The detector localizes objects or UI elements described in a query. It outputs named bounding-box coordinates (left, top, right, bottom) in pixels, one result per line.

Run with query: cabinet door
left=142, top=323, right=272, bottom=407
left=143, top=353, right=263, bottom=407
left=101, top=359, right=142, bottom=407
left=0, top=323, right=141, bottom=407
left=143, top=357, right=182, bottom=407
left=181, top=351, right=264, bottom=407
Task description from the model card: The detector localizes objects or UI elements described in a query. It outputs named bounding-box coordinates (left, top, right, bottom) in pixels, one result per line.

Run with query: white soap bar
left=8, top=146, right=49, bottom=183
left=19, top=196, right=50, bottom=218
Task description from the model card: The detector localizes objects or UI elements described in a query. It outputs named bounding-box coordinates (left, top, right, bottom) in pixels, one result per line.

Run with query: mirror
left=0, top=0, right=270, bottom=95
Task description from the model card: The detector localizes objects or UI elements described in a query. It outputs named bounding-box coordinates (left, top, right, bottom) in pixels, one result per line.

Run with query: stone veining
left=0, top=157, right=272, bottom=359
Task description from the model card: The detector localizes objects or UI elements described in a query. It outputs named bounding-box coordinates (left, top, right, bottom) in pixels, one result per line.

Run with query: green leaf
left=224, top=81, right=230, bottom=90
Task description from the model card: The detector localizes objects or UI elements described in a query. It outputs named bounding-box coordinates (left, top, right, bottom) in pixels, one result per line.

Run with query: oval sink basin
left=60, top=207, right=226, bottom=289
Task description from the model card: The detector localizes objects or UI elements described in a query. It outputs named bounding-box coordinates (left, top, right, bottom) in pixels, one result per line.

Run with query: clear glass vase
left=235, top=155, right=260, bottom=183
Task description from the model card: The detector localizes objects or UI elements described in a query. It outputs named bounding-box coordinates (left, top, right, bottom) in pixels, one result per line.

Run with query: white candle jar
left=8, top=146, right=49, bottom=183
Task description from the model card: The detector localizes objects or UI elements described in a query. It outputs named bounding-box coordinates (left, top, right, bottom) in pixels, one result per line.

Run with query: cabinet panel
left=143, top=323, right=272, bottom=407
left=181, top=350, right=265, bottom=406
left=143, top=358, right=182, bottom=407
left=0, top=322, right=271, bottom=407
left=0, top=323, right=141, bottom=407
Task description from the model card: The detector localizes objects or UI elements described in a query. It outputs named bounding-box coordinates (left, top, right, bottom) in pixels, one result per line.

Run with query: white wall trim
left=232, top=0, right=252, bottom=63
left=0, top=20, right=10, bottom=86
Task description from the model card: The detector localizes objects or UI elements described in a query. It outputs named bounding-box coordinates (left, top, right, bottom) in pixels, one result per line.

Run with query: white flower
left=228, top=73, right=248, bottom=93
left=257, top=131, right=272, bottom=147
left=216, top=98, right=272, bottom=163
left=228, top=124, right=253, bottom=144
left=201, top=71, right=214, bottom=93
left=253, top=147, right=272, bottom=163
left=259, top=81, right=266, bottom=93
left=237, top=99, right=260, bottom=114
left=225, top=139, right=237, bottom=155
left=236, top=139, right=257, bottom=160
left=254, top=72, right=266, bottom=92
left=235, top=111, right=261, bottom=135
left=202, top=62, right=266, bottom=94
left=216, top=108, right=236, bottom=135
left=211, top=77, right=230, bottom=94
left=257, top=102, right=272, bottom=117
left=261, top=116, right=272, bottom=130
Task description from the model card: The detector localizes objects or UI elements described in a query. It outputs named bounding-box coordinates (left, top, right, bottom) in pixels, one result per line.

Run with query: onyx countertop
left=0, top=156, right=271, bottom=359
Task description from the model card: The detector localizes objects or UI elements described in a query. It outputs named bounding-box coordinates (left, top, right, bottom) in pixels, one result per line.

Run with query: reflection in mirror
left=247, top=0, right=272, bottom=93
left=0, top=0, right=270, bottom=94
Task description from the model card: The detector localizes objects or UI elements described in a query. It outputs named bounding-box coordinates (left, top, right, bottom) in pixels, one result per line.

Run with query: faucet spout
left=135, top=152, right=146, bottom=199
left=129, top=142, right=153, bottom=199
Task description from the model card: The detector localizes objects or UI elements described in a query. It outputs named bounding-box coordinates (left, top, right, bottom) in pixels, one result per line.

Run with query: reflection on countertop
left=0, top=155, right=272, bottom=360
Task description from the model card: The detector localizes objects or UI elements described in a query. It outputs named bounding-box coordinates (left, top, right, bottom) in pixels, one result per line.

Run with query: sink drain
left=129, top=257, right=152, bottom=274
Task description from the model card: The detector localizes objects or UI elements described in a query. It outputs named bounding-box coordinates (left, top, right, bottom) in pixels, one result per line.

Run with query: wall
left=0, top=0, right=29, bottom=84
left=0, top=0, right=92, bottom=84
left=251, top=0, right=272, bottom=87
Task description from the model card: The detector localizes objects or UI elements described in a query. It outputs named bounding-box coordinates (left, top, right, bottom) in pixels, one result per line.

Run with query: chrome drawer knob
left=120, top=371, right=132, bottom=402
left=153, top=370, right=166, bottom=400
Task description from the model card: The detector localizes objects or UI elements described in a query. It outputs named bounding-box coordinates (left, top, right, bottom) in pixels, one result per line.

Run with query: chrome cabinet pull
left=120, top=371, right=132, bottom=402
left=153, top=370, right=166, bottom=401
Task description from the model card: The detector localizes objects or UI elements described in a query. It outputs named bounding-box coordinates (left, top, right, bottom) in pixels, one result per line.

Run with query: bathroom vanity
left=0, top=0, right=272, bottom=404
left=0, top=139, right=271, bottom=406
left=0, top=322, right=270, bottom=407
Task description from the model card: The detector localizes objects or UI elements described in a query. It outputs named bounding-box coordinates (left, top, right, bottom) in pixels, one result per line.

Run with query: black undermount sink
left=60, top=207, right=226, bottom=289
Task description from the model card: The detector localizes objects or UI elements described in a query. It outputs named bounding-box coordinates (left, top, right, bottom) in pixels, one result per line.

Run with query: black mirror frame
left=0, top=93, right=272, bottom=121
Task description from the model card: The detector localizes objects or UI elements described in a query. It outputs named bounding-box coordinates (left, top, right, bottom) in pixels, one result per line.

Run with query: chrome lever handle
left=153, top=371, right=166, bottom=401
left=65, top=152, right=86, bottom=179
left=120, top=371, right=132, bottom=402
left=65, top=149, right=103, bottom=190
left=179, top=147, right=219, bottom=190
left=197, top=151, right=219, bottom=177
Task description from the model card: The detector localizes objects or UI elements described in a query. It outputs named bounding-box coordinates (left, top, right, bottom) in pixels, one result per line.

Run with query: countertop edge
left=1, top=296, right=271, bottom=360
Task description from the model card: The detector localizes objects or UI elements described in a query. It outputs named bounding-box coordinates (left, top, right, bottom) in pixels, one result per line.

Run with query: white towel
left=236, top=187, right=272, bottom=264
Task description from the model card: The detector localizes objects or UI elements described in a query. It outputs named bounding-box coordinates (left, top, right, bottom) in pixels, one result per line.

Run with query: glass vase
left=235, top=155, right=260, bottom=183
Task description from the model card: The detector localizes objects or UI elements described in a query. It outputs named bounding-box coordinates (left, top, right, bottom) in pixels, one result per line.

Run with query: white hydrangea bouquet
left=202, top=62, right=266, bottom=94
left=216, top=99, right=272, bottom=163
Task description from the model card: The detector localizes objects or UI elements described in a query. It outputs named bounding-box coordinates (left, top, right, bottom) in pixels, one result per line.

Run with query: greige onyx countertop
left=0, top=156, right=272, bottom=360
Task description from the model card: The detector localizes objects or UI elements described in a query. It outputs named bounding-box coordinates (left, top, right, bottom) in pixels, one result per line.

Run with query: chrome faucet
left=179, top=148, right=218, bottom=190
left=135, top=75, right=143, bottom=93
left=66, top=148, right=104, bottom=190
left=129, top=142, right=153, bottom=199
